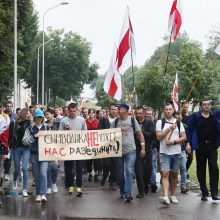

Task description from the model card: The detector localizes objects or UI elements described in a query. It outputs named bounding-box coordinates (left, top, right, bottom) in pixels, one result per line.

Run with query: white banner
left=38, top=128, right=122, bottom=161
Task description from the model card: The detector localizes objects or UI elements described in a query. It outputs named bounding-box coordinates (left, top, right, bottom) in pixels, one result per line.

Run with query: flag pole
left=128, top=6, right=137, bottom=109
left=158, top=26, right=173, bottom=118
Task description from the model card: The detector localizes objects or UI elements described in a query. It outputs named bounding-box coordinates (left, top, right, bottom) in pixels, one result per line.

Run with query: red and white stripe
left=117, top=7, right=136, bottom=75
left=168, top=0, right=182, bottom=41
left=103, top=45, right=122, bottom=101
left=172, top=73, right=179, bottom=112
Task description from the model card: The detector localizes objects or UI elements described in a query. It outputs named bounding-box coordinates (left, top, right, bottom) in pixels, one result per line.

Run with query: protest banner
left=38, top=128, right=122, bottom=161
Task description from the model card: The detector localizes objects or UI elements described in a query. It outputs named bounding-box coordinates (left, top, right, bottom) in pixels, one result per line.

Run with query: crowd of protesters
left=0, top=98, right=219, bottom=206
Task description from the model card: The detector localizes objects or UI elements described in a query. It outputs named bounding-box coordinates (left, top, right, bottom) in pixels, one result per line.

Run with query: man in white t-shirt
left=156, top=103, right=186, bottom=205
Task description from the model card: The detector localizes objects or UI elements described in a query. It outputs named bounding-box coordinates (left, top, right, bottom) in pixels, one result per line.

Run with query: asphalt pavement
left=0, top=164, right=219, bottom=220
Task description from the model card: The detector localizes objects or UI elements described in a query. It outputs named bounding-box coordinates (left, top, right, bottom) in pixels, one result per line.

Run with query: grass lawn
left=188, top=148, right=220, bottom=192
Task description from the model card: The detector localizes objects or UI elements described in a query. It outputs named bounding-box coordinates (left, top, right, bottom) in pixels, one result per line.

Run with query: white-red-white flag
left=103, top=45, right=122, bottom=101
left=172, top=73, right=179, bottom=111
left=117, top=7, right=136, bottom=75
left=215, top=43, right=220, bottom=56
left=168, top=0, right=182, bottom=41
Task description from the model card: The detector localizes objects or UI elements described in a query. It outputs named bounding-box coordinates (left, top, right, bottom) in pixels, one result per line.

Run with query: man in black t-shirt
left=187, top=99, right=220, bottom=201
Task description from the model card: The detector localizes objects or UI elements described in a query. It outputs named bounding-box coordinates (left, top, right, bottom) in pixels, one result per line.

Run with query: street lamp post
left=42, top=1, right=69, bottom=106
left=14, top=0, right=17, bottom=110
left=37, top=39, right=54, bottom=104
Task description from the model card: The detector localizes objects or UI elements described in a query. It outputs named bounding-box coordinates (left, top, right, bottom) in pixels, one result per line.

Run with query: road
left=0, top=167, right=219, bottom=220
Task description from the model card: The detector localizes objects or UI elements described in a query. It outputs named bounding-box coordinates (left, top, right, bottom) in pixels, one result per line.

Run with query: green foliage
left=47, top=97, right=67, bottom=107
left=27, top=29, right=98, bottom=104
left=136, top=33, right=218, bottom=112
left=0, top=0, right=38, bottom=103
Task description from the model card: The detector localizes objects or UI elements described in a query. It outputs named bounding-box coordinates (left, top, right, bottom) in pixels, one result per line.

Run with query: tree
left=26, top=29, right=98, bottom=104
left=136, top=33, right=211, bottom=111
left=0, top=0, right=38, bottom=103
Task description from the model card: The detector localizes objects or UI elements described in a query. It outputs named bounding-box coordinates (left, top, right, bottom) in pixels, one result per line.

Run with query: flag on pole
left=215, top=43, right=220, bottom=55
left=117, top=6, right=136, bottom=75
left=103, top=45, right=122, bottom=101
left=168, top=0, right=182, bottom=41
left=172, top=73, right=178, bottom=112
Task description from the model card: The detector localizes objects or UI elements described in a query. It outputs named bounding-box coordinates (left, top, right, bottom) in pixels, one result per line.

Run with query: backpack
left=161, top=118, right=181, bottom=133
left=114, top=116, right=136, bottom=134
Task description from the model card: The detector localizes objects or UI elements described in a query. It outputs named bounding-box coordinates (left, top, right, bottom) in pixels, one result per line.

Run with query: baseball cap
left=118, top=103, right=129, bottom=111
left=34, top=108, right=44, bottom=118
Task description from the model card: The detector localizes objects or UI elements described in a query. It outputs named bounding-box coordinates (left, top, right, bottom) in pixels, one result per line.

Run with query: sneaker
left=181, top=187, right=189, bottom=194
left=13, top=181, right=17, bottom=190
left=52, top=184, right=58, bottom=193
left=4, top=174, right=10, bottom=181
left=23, top=190, right=28, bottom=197
left=170, top=196, right=178, bottom=204
left=47, top=188, right=51, bottom=194
left=151, top=184, right=158, bottom=193
left=36, top=195, right=41, bottom=202
left=88, top=174, right=92, bottom=182
left=109, top=184, right=117, bottom=191
left=124, top=195, right=133, bottom=203
left=76, top=187, right=83, bottom=197
left=41, top=195, right=47, bottom=203
left=68, top=186, right=74, bottom=194
left=159, top=196, right=170, bottom=205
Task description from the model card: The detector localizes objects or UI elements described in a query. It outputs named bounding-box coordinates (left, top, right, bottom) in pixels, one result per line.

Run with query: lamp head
left=60, top=2, right=69, bottom=5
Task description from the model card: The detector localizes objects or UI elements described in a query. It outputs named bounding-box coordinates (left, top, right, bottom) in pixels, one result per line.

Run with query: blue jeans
left=160, top=153, right=181, bottom=172
left=180, top=150, right=187, bottom=188
left=47, top=161, right=58, bottom=188
left=12, top=146, right=30, bottom=189
left=30, top=153, right=48, bottom=196
left=150, top=148, right=158, bottom=185
left=117, top=150, right=136, bottom=197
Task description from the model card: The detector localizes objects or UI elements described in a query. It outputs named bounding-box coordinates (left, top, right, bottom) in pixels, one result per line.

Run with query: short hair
left=16, top=107, right=21, bottom=112
left=5, top=101, right=13, bottom=107
left=174, top=111, right=181, bottom=116
left=88, top=108, right=96, bottom=114
left=68, top=102, right=77, bottom=110
left=135, top=106, right=144, bottom=111
left=0, top=103, right=3, bottom=108
left=45, top=108, right=55, bottom=115
left=29, top=105, right=34, bottom=109
left=145, top=107, right=154, bottom=113
left=164, top=103, right=174, bottom=109
left=199, top=98, right=210, bottom=106
left=109, top=104, right=117, bottom=109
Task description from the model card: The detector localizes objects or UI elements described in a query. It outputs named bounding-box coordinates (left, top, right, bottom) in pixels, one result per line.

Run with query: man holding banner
left=59, top=102, right=87, bottom=196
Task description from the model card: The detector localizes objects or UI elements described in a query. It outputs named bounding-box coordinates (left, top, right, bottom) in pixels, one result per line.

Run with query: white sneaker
left=13, top=181, right=17, bottom=190
left=23, top=190, right=28, bottom=197
left=52, top=184, right=58, bottom=193
left=36, top=195, right=41, bottom=202
left=159, top=196, right=170, bottom=205
left=41, top=195, right=47, bottom=203
left=47, top=188, right=51, bottom=194
left=170, top=196, right=179, bottom=204
left=4, top=174, right=10, bottom=181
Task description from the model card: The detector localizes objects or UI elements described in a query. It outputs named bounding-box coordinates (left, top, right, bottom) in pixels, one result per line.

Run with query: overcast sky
left=33, top=0, right=220, bottom=97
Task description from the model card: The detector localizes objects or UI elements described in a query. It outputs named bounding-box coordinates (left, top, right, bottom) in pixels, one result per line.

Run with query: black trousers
left=135, top=150, right=152, bottom=194
left=64, top=160, right=82, bottom=187
left=196, top=146, right=219, bottom=197
left=87, top=159, right=100, bottom=173
left=102, top=157, right=117, bottom=184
